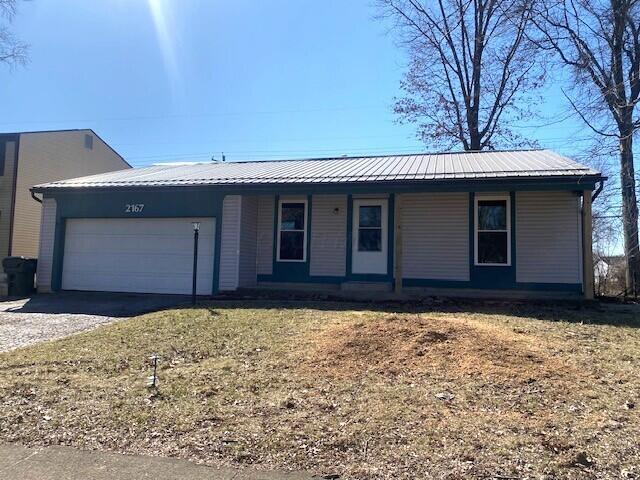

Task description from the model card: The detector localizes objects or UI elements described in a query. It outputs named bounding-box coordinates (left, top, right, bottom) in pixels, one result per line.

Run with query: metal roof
left=33, top=149, right=601, bottom=190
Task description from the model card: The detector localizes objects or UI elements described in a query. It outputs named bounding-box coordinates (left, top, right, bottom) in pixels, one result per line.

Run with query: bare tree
left=378, top=0, right=544, bottom=151
left=0, top=0, right=27, bottom=68
left=587, top=142, right=625, bottom=294
left=533, top=0, right=640, bottom=294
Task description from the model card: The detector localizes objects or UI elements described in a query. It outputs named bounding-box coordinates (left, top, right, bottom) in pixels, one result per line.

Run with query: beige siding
left=401, top=192, right=469, bottom=281
left=310, top=194, right=347, bottom=276
left=36, top=197, right=57, bottom=292
left=0, top=141, right=17, bottom=257
left=218, top=195, right=241, bottom=291
left=516, top=191, right=582, bottom=284
left=256, top=195, right=274, bottom=275
left=238, top=196, right=258, bottom=287
left=11, top=130, right=129, bottom=258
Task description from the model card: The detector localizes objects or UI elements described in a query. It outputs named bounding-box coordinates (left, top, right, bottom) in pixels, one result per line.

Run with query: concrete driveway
left=0, top=292, right=187, bottom=352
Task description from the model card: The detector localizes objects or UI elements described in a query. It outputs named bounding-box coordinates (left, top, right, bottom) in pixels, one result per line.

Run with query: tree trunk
left=469, top=129, right=482, bottom=150
left=619, top=131, right=640, bottom=295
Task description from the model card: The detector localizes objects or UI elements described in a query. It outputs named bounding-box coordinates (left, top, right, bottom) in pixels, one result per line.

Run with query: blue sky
left=0, top=0, right=595, bottom=167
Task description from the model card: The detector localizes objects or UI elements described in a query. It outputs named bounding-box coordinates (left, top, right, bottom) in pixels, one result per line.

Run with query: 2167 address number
left=125, top=204, right=145, bottom=213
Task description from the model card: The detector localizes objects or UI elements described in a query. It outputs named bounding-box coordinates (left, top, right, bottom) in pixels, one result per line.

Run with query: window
left=475, top=195, right=510, bottom=265
left=84, top=134, right=93, bottom=150
left=358, top=205, right=382, bottom=252
left=277, top=200, right=307, bottom=261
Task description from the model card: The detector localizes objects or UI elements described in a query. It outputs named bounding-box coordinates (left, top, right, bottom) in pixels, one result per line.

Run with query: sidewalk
left=0, top=444, right=317, bottom=480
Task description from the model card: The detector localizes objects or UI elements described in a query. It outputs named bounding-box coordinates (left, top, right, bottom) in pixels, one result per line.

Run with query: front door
left=352, top=198, right=388, bottom=274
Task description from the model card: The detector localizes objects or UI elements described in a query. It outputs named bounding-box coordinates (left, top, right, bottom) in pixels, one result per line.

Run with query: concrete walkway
left=0, top=444, right=317, bottom=480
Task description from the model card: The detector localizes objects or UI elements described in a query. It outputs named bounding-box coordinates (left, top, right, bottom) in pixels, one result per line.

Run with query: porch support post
left=582, top=189, right=594, bottom=299
left=394, top=193, right=403, bottom=294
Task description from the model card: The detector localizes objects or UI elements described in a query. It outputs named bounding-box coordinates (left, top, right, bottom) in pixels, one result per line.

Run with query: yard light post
left=191, top=221, right=200, bottom=305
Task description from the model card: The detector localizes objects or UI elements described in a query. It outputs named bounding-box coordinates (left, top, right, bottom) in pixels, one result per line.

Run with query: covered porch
left=217, top=188, right=595, bottom=299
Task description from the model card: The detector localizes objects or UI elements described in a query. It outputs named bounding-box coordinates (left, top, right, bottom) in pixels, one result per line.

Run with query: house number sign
left=125, top=204, right=145, bottom=213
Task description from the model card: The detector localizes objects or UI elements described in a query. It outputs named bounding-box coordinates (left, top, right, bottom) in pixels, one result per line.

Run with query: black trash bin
left=3, top=257, right=37, bottom=296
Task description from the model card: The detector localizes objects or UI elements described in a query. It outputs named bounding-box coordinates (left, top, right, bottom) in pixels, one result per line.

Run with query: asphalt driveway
left=0, top=292, right=187, bottom=352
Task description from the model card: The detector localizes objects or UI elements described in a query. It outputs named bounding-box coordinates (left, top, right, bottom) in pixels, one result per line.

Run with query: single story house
left=31, top=149, right=604, bottom=299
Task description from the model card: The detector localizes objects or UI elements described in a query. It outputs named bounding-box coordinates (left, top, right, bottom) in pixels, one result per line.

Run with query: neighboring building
left=0, top=129, right=130, bottom=258
left=594, top=254, right=625, bottom=296
left=32, top=149, right=603, bottom=298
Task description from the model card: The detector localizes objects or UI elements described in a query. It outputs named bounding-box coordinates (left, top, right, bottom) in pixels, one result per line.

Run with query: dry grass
left=304, top=314, right=568, bottom=380
left=0, top=300, right=639, bottom=479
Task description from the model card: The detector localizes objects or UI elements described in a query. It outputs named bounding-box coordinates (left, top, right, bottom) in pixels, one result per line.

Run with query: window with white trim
left=277, top=199, right=307, bottom=262
left=475, top=195, right=511, bottom=265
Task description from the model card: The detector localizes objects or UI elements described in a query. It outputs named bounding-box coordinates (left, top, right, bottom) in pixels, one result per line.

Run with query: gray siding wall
left=310, top=194, right=347, bottom=277
left=218, top=195, right=241, bottom=291
left=256, top=195, right=275, bottom=275
left=239, top=196, right=258, bottom=287
left=516, top=191, right=582, bottom=284
left=401, top=192, right=469, bottom=281
left=36, top=197, right=56, bottom=293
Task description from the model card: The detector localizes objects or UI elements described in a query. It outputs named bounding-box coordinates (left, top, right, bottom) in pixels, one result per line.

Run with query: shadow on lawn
left=201, top=292, right=640, bottom=329
left=3, top=290, right=638, bottom=329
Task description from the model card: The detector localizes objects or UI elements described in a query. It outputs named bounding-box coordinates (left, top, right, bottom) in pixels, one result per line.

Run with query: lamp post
left=191, top=221, right=200, bottom=305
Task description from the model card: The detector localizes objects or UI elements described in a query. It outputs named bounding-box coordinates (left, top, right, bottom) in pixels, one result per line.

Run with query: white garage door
left=62, top=217, right=215, bottom=295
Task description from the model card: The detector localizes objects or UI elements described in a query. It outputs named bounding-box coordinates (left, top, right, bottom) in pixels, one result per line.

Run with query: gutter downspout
left=592, top=179, right=605, bottom=202
left=30, top=190, right=42, bottom=204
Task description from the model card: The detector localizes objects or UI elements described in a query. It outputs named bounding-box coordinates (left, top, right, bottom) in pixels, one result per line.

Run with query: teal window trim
left=271, top=194, right=312, bottom=281
left=474, top=194, right=512, bottom=266
left=275, top=197, right=309, bottom=263
left=468, top=191, right=517, bottom=288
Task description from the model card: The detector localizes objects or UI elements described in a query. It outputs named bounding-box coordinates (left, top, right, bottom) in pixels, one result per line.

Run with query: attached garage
left=61, top=217, right=215, bottom=295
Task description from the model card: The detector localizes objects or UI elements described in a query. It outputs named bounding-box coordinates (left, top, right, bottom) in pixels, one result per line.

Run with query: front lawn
left=0, top=300, right=638, bottom=479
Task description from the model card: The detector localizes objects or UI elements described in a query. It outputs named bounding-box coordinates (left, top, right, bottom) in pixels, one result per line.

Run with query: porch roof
left=33, top=149, right=602, bottom=191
